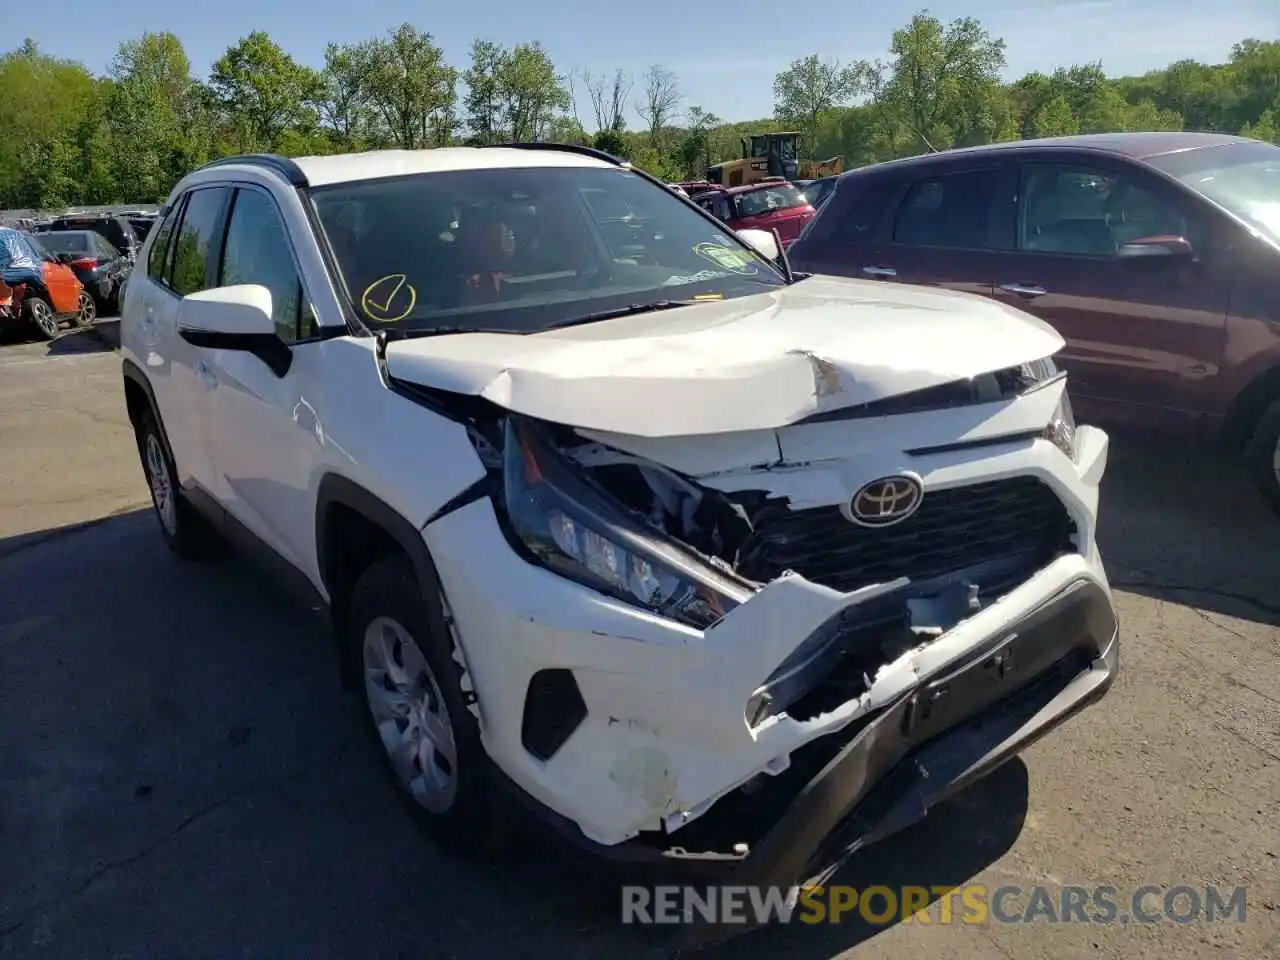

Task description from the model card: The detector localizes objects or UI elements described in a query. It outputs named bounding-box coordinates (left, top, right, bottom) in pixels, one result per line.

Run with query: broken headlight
left=1044, top=389, right=1078, bottom=460
left=497, top=419, right=751, bottom=630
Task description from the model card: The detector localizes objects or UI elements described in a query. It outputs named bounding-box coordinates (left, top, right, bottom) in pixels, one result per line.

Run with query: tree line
left=1, top=12, right=1277, bottom=210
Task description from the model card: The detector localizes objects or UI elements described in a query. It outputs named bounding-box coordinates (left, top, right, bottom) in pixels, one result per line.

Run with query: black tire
left=22, top=295, right=59, bottom=341
left=135, top=409, right=222, bottom=559
left=1243, top=397, right=1280, bottom=515
left=72, top=290, right=96, bottom=328
left=347, top=555, right=503, bottom=855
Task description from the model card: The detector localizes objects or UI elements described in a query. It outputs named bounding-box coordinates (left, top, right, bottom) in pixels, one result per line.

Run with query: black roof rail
left=196, top=153, right=309, bottom=187
left=486, top=141, right=628, bottom=167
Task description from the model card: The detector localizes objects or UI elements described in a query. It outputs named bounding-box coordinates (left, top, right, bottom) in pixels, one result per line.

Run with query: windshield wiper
left=380, top=325, right=490, bottom=341
left=542, top=299, right=707, bottom=332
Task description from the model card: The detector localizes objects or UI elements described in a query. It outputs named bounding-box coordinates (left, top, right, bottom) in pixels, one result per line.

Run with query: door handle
left=862, top=265, right=897, bottom=278
left=999, top=282, right=1047, bottom=298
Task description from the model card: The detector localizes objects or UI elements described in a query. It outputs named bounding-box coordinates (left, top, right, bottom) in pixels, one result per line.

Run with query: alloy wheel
left=30, top=299, right=58, bottom=339
left=76, top=292, right=96, bottom=327
left=144, top=432, right=177, bottom=537
left=363, top=615, right=458, bottom=813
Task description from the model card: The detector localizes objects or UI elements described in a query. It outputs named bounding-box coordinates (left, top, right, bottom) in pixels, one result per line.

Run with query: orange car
left=0, top=227, right=90, bottom=340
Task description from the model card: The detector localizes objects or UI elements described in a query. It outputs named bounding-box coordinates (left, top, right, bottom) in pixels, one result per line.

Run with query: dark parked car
left=795, top=176, right=838, bottom=209
left=788, top=132, right=1280, bottom=510
left=31, top=228, right=130, bottom=310
left=692, top=180, right=816, bottom=247
left=40, top=214, right=141, bottom=264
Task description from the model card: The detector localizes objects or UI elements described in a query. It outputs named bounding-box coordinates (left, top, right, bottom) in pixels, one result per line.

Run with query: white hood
left=383, top=275, right=1064, bottom=438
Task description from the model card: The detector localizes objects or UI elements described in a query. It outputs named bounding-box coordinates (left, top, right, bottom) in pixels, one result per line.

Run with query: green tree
left=462, top=40, right=507, bottom=144
left=362, top=24, right=456, bottom=148
left=316, top=42, right=372, bottom=148
left=210, top=32, right=321, bottom=152
left=772, top=54, right=861, bottom=151
left=498, top=42, right=569, bottom=142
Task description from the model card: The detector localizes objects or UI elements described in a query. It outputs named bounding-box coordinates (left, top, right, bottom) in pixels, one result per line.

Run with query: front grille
left=737, top=476, right=1074, bottom=594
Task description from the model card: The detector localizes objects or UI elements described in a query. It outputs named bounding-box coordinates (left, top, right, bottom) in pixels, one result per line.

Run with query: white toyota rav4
left=120, top=145, right=1119, bottom=904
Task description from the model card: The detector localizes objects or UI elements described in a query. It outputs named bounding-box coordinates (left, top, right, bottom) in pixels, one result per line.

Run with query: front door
left=199, top=184, right=323, bottom=578
left=855, top=165, right=1003, bottom=299
left=993, top=159, right=1231, bottom=434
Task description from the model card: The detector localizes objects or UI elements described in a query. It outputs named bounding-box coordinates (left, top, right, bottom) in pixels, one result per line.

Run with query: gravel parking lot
left=1, top=327, right=1277, bottom=959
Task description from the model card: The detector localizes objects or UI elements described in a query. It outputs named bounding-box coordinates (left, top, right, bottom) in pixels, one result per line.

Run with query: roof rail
left=197, top=153, right=309, bottom=187
left=486, top=141, right=628, bottom=167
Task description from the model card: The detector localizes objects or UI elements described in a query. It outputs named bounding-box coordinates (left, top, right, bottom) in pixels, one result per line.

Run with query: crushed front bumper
left=675, top=575, right=1118, bottom=946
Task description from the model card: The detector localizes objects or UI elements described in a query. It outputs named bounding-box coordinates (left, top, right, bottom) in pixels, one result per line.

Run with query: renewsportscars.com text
left=621, top=884, right=1249, bottom=926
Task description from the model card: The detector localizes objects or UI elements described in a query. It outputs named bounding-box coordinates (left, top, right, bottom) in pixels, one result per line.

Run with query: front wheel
left=135, top=410, right=222, bottom=559
left=348, top=556, right=501, bottom=855
left=23, top=296, right=59, bottom=340
left=1244, top=398, right=1280, bottom=515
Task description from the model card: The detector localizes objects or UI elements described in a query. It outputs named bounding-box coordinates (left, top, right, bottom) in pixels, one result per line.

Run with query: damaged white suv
left=120, top=145, right=1118, bottom=903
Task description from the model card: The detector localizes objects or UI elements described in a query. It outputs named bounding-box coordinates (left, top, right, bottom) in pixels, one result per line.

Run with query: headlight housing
left=1043, top=389, right=1078, bottom=460
left=494, top=418, right=751, bottom=630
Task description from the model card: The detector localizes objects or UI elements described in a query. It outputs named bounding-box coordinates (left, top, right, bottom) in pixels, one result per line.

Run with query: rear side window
left=168, top=188, right=230, bottom=296
left=147, top=204, right=182, bottom=281
left=830, top=179, right=897, bottom=242
left=892, top=169, right=998, bottom=250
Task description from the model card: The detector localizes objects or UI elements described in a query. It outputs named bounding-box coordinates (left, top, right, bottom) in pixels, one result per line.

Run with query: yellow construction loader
left=705, top=132, right=844, bottom=186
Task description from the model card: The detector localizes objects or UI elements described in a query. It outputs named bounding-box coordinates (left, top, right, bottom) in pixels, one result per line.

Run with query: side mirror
left=1117, top=235, right=1194, bottom=259
left=736, top=227, right=780, bottom=263
left=177, top=284, right=291, bottom=377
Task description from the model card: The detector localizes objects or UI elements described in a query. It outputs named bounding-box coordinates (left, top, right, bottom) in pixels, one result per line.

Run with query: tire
left=23, top=295, right=59, bottom=341
left=72, top=290, right=96, bottom=328
left=135, top=409, right=222, bottom=559
left=1243, top=397, right=1280, bottom=515
left=347, top=555, right=502, bottom=855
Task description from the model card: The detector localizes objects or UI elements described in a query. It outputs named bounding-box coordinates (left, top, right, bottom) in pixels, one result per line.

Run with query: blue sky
left=18, top=0, right=1280, bottom=125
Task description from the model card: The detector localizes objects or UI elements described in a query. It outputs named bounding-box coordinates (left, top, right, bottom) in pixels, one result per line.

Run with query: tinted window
left=312, top=166, right=783, bottom=333
left=37, top=232, right=91, bottom=253
left=831, top=180, right=896, bottom=242
left=147, top=203, right=183, bottom=282
left=219, top=188, right=306, bottom=342
left=892, top=170, right=997, bottom=249
left=169, top=188, right=228, bottom=296
left=94, top=234, right=120, bottom=258
left=1019, top=164, right=1194, bottom=257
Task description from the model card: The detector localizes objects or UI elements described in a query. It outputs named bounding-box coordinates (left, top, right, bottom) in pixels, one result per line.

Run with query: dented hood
left=383, top=275, right=1064, bottom=437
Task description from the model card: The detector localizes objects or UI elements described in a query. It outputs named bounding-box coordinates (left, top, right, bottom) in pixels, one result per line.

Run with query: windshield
left=1147, top=141, right=1280, bottom=248
left=311, top=165, right=784, bottom=333
left=735, top=184, right=807, bottom=218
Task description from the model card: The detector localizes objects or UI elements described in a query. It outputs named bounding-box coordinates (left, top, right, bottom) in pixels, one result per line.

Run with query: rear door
left=858, top=165, right=1005, bottom=297
left=992, top=156, right=1231, bottom=433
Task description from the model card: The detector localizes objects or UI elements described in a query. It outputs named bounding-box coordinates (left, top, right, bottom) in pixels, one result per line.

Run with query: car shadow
left=44, top=325, right=117, bottom=356
left=1097, top=432, right=1280, bottom=627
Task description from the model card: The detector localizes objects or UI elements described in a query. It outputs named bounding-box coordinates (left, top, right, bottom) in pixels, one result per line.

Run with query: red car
left=692, top=180, right=815, bottom=247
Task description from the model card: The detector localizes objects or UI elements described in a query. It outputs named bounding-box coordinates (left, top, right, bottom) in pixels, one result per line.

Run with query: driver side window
left=1018, top=164, right=1198, bottom=258
left=218, top=187, right=313, bottom=342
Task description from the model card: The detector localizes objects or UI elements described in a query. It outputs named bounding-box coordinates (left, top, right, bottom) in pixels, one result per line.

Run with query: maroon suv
left=788, top=132, right=1280, bottom=510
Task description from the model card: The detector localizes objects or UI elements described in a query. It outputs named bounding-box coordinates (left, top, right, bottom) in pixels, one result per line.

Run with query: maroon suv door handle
left=862, top=265, right=897, bottom=278
left=999, top=282, right=1047, bottom=298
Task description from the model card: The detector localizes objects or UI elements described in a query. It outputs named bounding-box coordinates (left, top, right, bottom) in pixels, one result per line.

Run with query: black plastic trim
left=520, top=669, right=589, bottom=761
left=487, top=141, right=627, bottom=166
left=421, top=477, right=490, bottom=529
left=178, top=328, right=293, bottom=378
left=197, top=153, right=309, bottom=188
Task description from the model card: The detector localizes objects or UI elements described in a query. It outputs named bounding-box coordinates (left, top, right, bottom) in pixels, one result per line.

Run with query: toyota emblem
left=847, top=475, right=924, bottom=527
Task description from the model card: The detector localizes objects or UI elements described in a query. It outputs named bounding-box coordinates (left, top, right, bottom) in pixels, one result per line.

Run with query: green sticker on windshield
left=692, top=241, right=759, bottom=275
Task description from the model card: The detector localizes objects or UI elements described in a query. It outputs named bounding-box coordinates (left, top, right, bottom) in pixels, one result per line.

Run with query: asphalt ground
left=0, top=323, right=1276, bottom=959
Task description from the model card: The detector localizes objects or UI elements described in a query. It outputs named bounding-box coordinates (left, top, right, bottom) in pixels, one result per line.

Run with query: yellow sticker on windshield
left=361, top=273, right=417, bottom=323
left=692, top=242, right=759, bottom=275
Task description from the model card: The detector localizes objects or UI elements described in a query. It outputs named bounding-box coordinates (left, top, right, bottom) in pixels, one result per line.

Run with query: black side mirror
left=1117, top=235, right=1194, bottom=259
